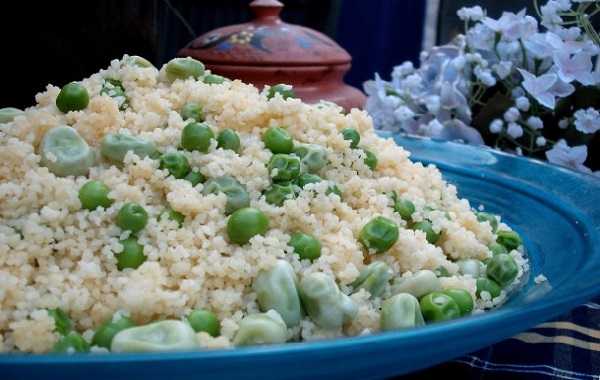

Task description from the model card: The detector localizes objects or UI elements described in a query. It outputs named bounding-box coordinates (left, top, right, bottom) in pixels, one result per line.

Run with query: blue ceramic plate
left=3, top=134, right=600, bottom=380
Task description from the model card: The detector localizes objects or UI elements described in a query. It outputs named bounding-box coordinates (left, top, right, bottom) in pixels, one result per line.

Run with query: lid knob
left=250, top=0, right=283, bottom=24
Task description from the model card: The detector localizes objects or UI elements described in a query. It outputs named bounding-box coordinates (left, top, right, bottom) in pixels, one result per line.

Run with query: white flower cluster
left=364, top=0, right=600, bottom=175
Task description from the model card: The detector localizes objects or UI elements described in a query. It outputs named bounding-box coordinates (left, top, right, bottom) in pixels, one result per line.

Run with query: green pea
left=263, top=126, right=294, bottom=154
left=40, top=126, right=95, bottom=177
left=413, top=220, right=441, bottom=244
left=184, top=170, right=206, bottom=186
left=203, top=74, right=225, bottom=84
left=56, top=82, right=89, bottom=113
left=127, top=55, right=154, bottom=68
left=419, top=292, right=461, bottom=323
left=443, top=289, right=474, bottom=316
left=289, top=232, right=321, bottom=261
left=394, top=198, right=415, bottom=221
left=100, top=133, right=157, bottom=164
left=202, top=176, right=250, bottom=215
left=253, top=260, right=303, bottom=327
left=111, top=320, right=198, bottom=352
left=164, top=57, right=205, bottom=82
left=187, top=309, right=221, bottom=337
left=162, top=207, right=184, bottom=227
left=434, top=266, right=451, bottom=277
left=391, top=270, right=442, bottom=298
left=351, top=262, right=393, bottom=298
left=180, top=102, right=204, bottom=122
left=217, top=128, right=241, bottom=153
left=268, top=154, right=301, bottom=182
left=486, top=253, right=518, bottom=287
left=362, top=148, right=378, bottom=170
left=359, top=216, right=399, bottom=253
left=326, top=184, right=343, bottom=199
left=181, top=122, right=215, bottom=152
left=116, top=203, right=148, bottom=233
left=47, top=308, right=72, bottom=335
left=78, top=180, right=113, bottom=211
left=227, top=207, right=269, bottom=245
left=380, top=293, right=425, bottom=331
left=264, top=183, right=297, bottom=206
left=476, top=212, right=498, bottom=233
left=116, top=237, right=146, bottom=270
left=293, top=144, right=328, bottom=173
left=299, top=272, right=357, bottom=329
left=266, top=84, right=295, bottom=100
left=296, top=173, right=321, bottom=188
left=0, top=107, right=24, bottom=123
left=52, top=331, right=90, bottom=353
left=456, top=259, right=484, bottom=278
left=341, top=128, right=360, bottom=148
left=159, top=151, right=191, bottom=179
left=92, top=315, right=136, bottom=349
left=476, top=277, right=502, bottom=298
left=496, top=230, right=522, bottom=251
left=100, top=79, right=128, bottom=110
left=233, top=310, right=288, bottom=346
left=489, top=242, right=508, bottom=256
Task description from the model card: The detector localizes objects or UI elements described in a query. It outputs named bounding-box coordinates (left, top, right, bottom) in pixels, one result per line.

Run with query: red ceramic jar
left=178, top=0, right=366, bottom=111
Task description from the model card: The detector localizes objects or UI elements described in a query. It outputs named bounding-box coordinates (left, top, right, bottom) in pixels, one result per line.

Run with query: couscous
left=0, top=56, right=527, bottom=354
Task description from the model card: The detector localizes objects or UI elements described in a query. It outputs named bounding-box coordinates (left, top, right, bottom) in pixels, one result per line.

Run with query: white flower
left=527, top=116, right=544, bottom=130
left=394, top=106, right=415, bottom=122
left=492, top=61, right=513, bottom=79
left=545, top=139, right=592, bottom=173
left=423, top=95, right=441, bottom=114
left=466, top=24, right=496, bottom=51
left=482, top=9, right=538, bottom=41
left=541, top=1, right=564, bottom=29
left=536, top=136, right=547, bottom=146
left=518, top=69, right=575, bottom=109
left=553, top=51, right=595, bottom=85
left=503, top=107, right=520, bottom=122
left=392, top=62, right=415, bottom=80
left=523, top=33, right=555, bottom=59
left=559, top=118, right=569, bottom=129
left=457, top=6, right=485, bottom=22
left=516, top=97, right=530, bottom=111
left=512, top=87, right=526, bottom=99
left=507, top=122, right=524, bottom=138
left=422, top=119, right=444, bottom=136
left=489, top=119, right=504, bottom=133
left=574, top=108, right=600, bottom=134
left=516, top=147, right=523, bottom=156
left=474, top=66, right=496, bottom=86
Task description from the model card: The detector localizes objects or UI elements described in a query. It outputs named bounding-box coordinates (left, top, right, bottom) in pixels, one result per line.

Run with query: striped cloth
left=401, top=297, right=600, bottom=379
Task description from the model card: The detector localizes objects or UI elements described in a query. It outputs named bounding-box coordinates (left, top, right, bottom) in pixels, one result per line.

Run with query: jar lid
left=178, top=0, right=351, bottom=67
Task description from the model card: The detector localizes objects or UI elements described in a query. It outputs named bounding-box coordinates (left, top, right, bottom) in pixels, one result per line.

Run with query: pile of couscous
left=0, top=55, right=527, bottom=354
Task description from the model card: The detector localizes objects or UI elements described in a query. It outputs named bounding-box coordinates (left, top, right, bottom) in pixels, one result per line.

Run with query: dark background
left=2, top=0, right=536, bottom=110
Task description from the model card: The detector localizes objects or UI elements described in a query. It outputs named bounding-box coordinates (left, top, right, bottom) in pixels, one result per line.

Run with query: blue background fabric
left=405, top=296, right=600, bottom=379
left=335, top=0, right=426, bottom=89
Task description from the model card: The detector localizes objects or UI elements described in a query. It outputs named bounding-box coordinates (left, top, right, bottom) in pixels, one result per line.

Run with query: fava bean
left=299, top=272, right=357, bottom=329
left=202, top=176, right=250, bottom=214
left=253, top=260, right=303, bottom=327
left=40, top=126, right=95, bottom=177
left=233, top=310, right=288, bottom=346
left=391, top=270, right=442, bottom=298
left=380, top=293, right=425, bottom=331
left=111, top=320, right=198, bottom=352
left=164, top=57, right=205, bottom=82
left=100, top=133, right=157, bottom=163
left=351, top=262, right=393, bottom=298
